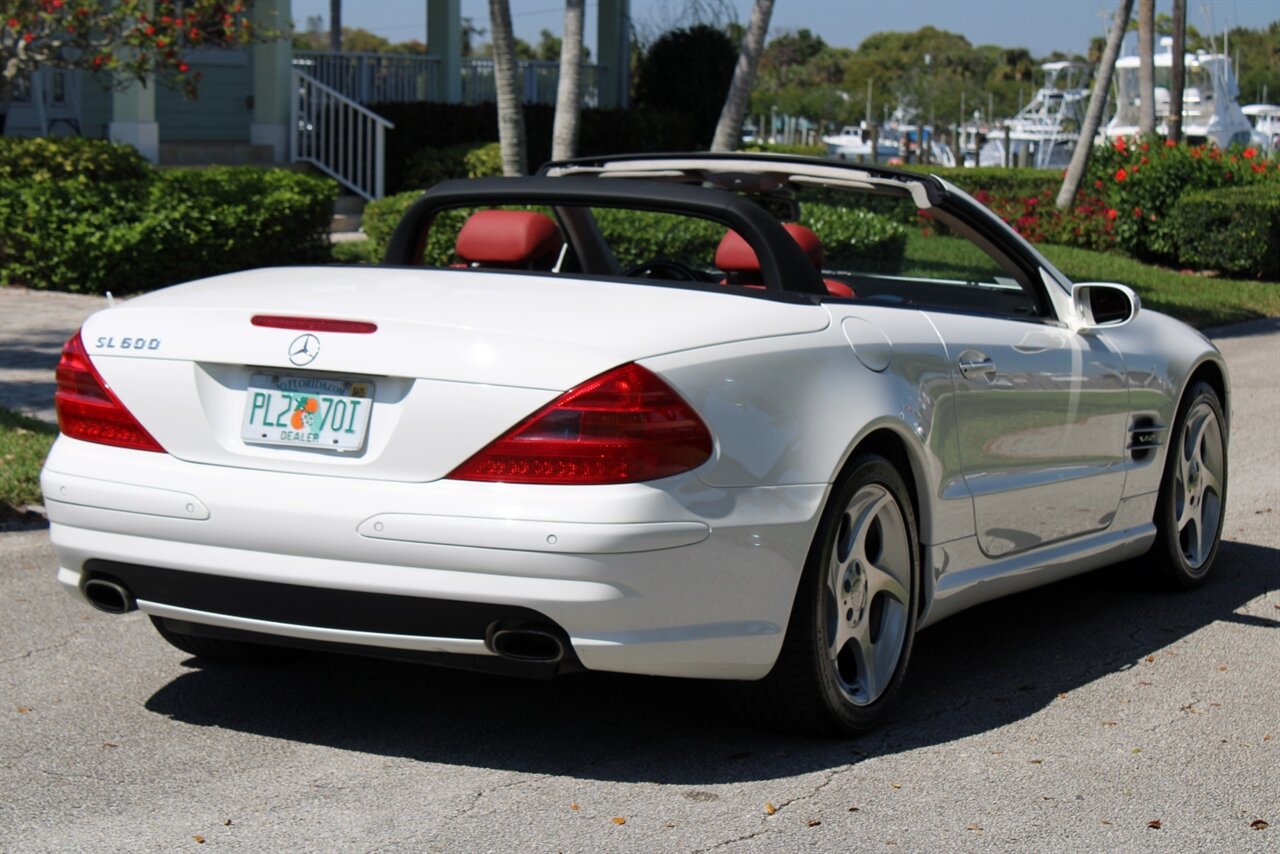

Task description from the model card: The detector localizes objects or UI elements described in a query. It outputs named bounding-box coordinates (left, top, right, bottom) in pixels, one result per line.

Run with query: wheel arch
left=1183, top=356, right=1230, bottom=434
left=829, top=422, right=933, bottom=618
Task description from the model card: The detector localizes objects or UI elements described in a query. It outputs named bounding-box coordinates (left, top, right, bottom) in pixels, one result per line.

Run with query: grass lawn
left=0, top=408, right=56, bottom=510
left=905, top=233, right=1280, bottom=329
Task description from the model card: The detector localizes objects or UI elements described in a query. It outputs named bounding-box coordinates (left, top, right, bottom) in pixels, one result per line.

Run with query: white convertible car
left=42, top=154, right=1228, bottom=734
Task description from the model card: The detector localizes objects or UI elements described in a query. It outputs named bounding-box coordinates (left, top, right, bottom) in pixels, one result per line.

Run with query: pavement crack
left=0, top=635, right=78, bottom=665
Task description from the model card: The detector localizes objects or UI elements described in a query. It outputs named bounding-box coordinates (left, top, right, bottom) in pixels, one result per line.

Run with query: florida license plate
left=241, top=373, right=374, bottom=452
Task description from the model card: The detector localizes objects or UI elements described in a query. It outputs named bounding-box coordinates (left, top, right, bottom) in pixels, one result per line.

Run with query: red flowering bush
left=1083, top=136, right=1280, bottom=261
left=0, top=0, right=272, bottom=133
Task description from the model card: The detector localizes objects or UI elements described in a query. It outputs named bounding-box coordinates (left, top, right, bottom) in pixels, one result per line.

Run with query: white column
left=108, top=0, right=157, bottom=161
left=427, top=0, right=462, bottom=103
left=251, top=0, right=292, bottom=160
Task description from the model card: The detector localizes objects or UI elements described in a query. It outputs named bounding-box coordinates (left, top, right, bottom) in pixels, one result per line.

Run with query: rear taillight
left=448, top=363, right=712, bottom=484
left=54, top=331, right=164, bottom=453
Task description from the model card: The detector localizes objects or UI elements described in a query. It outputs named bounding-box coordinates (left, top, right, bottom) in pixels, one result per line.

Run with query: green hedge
left=1166, top=183, right=1280, bottom=279
left=0, top=137, right=149, bottom=182
left=0, top=167, right=337, bottom=294
left=360, top=191, right=907, bottom=274
left=800, top=203, right=908, bottom=272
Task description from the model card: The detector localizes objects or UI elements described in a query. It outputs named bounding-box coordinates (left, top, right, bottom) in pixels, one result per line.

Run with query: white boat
left=1241, top=104, right=1280, bottom=154
left=821, top=123, right=899, bottom=161
left=980, top=61, right=1090, bottom=169
left=1106, top=37, right=1254, bottom=149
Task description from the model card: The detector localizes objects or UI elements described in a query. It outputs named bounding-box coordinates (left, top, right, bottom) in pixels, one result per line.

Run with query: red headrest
left=455, top=210, right=561, bottom=268
left=714, top=223, right=825, bottom=273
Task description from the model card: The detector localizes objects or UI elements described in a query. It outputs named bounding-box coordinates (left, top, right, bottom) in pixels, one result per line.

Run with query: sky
left=291, top=0, right=1279, bottom=59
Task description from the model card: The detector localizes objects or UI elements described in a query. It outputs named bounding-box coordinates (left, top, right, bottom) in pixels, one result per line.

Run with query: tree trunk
left=329, top=0, right=342, bottom=52
left=551, top=0, right=584, bottom=161
left=1056, top=0, right=1135, bottom=210
left=488, top=0, right=527, bottom=175
left=710, top=0, right=774, bottom=152
left=1168, top=0, right=1186, bottom=143
left=1137, top=0, right=1155, bottom=136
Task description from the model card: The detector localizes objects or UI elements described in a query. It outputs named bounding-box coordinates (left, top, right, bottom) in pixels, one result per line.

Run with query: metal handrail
left=290, top=70, right=395, bottom=200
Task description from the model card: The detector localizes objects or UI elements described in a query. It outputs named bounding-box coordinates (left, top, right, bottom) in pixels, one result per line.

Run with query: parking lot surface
left=1, top=287, right=1276, bottom=852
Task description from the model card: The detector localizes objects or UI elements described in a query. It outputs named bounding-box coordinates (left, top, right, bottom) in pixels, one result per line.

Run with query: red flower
left=1114, top=167, right=1128, bottom=183
left=1140, top=142, right=1150, bottom=152
left=1252, top=162, right=1268, bottom=174
left=23, top=32, right=33, bottom=42
left=1140, top=156, right=1149, bottom=164
left=1243, top=147, right=1257, bottom=159
left=178, top=62, right=190, bottom=73
left=1106, top=208, right=1118, bottom=221
left=1114, top=137, right=1128, bottom=152
left=1191, top=147, right=1202, bottom=159
left=1165, top=139, right=1176, bottom=147
left=6, top=17, right=18, bottom=29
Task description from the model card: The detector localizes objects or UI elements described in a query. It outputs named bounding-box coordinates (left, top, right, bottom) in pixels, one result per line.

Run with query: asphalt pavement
left=0, top=286, right=1277, bottom=852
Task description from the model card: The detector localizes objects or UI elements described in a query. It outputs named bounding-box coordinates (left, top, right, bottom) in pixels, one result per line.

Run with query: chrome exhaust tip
left=487, top=626, right=566, bottom=663
left=82, top=578, right=136, bottom=615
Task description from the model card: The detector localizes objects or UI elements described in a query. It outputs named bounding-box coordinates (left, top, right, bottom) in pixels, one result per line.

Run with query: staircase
left=290, top=70, right=395, bottom=200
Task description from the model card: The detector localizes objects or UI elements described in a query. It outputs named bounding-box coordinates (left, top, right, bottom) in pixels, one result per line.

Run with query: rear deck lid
left=78, top=266, right=827, bottom=481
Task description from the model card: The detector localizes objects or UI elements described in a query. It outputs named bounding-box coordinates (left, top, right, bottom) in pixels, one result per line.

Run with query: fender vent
left=1128, top=415, right=1165, bottom=462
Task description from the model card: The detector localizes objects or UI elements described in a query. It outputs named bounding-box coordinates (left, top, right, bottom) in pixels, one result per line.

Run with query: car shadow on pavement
left=144, top=539, right=1278, bottom=784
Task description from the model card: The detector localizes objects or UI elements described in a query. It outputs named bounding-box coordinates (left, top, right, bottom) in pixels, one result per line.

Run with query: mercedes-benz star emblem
left=288, top=333, right=320, bottom=366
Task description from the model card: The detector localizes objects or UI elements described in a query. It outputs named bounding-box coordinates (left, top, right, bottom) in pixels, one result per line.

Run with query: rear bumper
left=43, top=437, right=826, bottom=680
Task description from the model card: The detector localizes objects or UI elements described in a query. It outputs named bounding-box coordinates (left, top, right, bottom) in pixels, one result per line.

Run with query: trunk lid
left=79, top=266, right=826, bottom=481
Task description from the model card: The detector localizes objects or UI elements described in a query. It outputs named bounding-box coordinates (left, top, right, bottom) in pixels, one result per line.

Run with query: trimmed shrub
left=362, top=190, right=421, bottom=258
left=800, top=203, right=908, bottom=272
left=355, top=191, right=908, bottom=275
left=1085, top=137, right=1280, bottom=260
left=463, top=142, right=503, bottom=178
left=0, top=167, right=337, bottom=294
left=400, top=142, right=475, bottom=191
left=738, top=142, right=827, bottom=158
left=592, top=209, right=725, bottom=270
left=1166, top=183, right=1280, bottom=279
left=0, top=137, right=149, bottom=183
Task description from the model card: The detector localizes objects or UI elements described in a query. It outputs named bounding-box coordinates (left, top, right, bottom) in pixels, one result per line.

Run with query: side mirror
left=1072, top=283, right=1139, bottom=331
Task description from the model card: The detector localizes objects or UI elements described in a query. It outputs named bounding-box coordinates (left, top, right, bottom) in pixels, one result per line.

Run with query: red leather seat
left=455, top=210, right=562, bottom=270
left=714, top=224, right=855, bottom=298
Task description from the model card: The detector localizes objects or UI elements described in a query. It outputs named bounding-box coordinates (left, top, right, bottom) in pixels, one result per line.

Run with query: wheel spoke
left=828, top=613, right=857, bottom=661
left=852, top=626, right=881, bottom=700
left=866, top=562, right=908, bottom=606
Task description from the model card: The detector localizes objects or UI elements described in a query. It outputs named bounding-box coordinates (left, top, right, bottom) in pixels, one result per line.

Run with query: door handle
left=957, top=352, right=996, bottom=379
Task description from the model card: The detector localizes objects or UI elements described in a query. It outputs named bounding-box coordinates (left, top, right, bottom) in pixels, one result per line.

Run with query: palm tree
left=1168, top=0, right=1186, bottom=143
left=488, top=0, right=526, bottom=175
left=1138, top=0, right=1155, bottom=136
left=329, top=0, right=342, bottom=52
left=711, top=0, right=774, bottom=152
left=1057, top=0, right=1135, bottom=210
left=551, top=0, right=585, bottom=161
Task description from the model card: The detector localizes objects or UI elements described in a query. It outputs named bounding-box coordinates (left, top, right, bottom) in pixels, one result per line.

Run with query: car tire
left=150, top=616, right=295, bottom=664
left=736, top=454, right=919, bottom=736
left=1147, top=380, right=1228, bottom=590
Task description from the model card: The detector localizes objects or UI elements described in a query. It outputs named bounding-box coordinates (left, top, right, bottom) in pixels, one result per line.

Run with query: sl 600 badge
left=95, top=336, right=161, bottom=351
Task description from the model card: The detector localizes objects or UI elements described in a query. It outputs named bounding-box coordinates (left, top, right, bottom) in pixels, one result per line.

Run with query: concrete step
left=331, top=194, right=366, bottom=235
